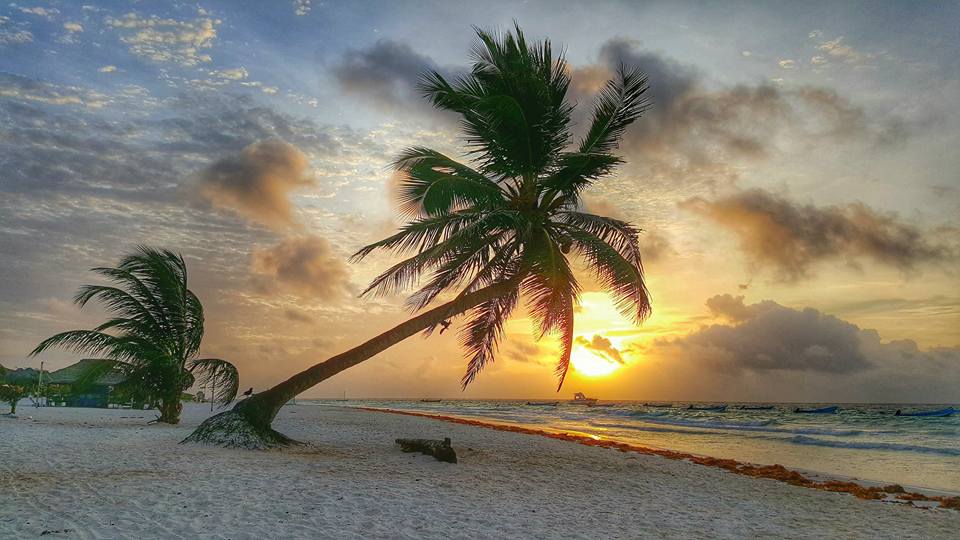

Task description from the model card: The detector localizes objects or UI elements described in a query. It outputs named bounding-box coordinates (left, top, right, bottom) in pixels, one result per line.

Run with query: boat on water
left=794, top=405, right=839, bottom=414
left=527, top=401, right=559, bottom=407
left=894, top=407, right=955, bottom=417
left=570, top=392, right=598, bottom=405
left=643, top=403, right=673, bottom=408
left=687, top=405, right=727, bottom=412
left=420, top=399, right=442, bottom=403
left=739, top=405, right=775, bottom=410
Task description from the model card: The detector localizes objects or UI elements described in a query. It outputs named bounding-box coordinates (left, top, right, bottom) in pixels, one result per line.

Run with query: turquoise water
left=302, top=400, right=960, bottom=493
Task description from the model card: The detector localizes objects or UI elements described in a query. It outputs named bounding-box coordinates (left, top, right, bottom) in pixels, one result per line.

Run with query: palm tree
left=0, top=368, right=32, bottom=415
left=31, top=246, right=239, bottom=424
left=185, top=24, right=652, bottom=448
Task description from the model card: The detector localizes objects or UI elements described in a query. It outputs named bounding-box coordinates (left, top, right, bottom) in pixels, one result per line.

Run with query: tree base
left=181, top=410, right=300, bottom=450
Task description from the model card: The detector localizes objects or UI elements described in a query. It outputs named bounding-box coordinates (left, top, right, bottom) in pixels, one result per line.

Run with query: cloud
left=332, top=39, right=459, bottom=117
left=646, top=295, right=960, bottom=400
left=0, top=73, right=110, bottom=108
left=18, top=7, right=59, bottom=19
left=106, top=13, right=220, bottom=66
left=660, top=296, right=870, bottom=373
left=63, top=22, right=84, bottom=33
left=293, top=0, right=311, bottom=16
left=778, top=59, right=796, bottom=70
left=283, top=307, right=314, bottom=323
left=250, top=235, right=352, bottom=300
left=505, top=341, right=544, bottom=364
left=0, top=28, right=33, bottom=45
left=816, top=36, right=867, bottom=65
left=581, top=195, right=673, bottom=263
left=638, top=231, right=674, bottom=264
left=570, top=40, right=903, bottom=189
left=197, top=139, right=313, bottom=229
left=681, top=188, right=955, bottom=281
left=576, top=334, right=625, bottom=364
left=98, top=65, right=117, bottom=73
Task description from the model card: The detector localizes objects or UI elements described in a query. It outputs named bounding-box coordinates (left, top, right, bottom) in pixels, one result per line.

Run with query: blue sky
left=1, top=1, right=958, bottom=400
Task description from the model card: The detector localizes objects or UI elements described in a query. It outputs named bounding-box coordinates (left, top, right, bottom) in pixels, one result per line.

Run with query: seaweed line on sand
left=357, top=406, right=960, bottom=511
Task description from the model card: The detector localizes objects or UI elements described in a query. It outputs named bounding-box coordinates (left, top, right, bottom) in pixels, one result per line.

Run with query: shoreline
left=356, top=406, right=960, bottom=510
left=5, top=403, right=960, bottom=539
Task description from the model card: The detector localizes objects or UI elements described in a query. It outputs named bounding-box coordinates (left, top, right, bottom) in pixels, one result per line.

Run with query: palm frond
left=392, top=147, right=505, bottom=218
left=559, top=211, right=644, bottom=268
left=30, top=330, right=119, bottom=357
left=459, top=285, right=521, bottom=388
left=540, top=152, right=623, bottom=197
left=188, top=358, right=239, bottom=405
left=564, top=226, right=651, bottom=323
left=580, top=65, right=651, bottom=154
left=350, top=211, right=485, bottom=262
left=552, top=296, right=575, bottom=391
left=357, top=210, right=519, bottom=299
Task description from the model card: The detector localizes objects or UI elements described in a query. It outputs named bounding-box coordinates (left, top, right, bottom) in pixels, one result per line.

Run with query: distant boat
left=739, top=405, right=775, bottom=410
left=420, top=399, right=442, bottom=403
left=527, top=401, right=559, bottom=407
left=794, top=406, right=839, bottom=414
left=570, top=392, right=598, bottom=405
left=894, top=407, right=954, bottom=417
left=643, top=403, right=673, bottom=408
left=687, top=405, right=727, bottom=412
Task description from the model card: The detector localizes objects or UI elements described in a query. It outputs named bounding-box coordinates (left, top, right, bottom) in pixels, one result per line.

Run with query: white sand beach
left=2, top=403, right=959, bottom=539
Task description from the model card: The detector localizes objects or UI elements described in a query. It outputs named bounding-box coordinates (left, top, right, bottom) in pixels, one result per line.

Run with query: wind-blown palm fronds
left=354, top=24, right=653, bottom=390
left=31, top=246, right=238, bottom=424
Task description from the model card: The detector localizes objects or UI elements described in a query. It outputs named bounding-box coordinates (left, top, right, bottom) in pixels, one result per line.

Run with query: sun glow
left=570, top=346, right=621, bottom=377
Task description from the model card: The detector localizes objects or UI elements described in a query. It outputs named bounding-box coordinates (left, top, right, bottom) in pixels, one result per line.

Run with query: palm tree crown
left=31, top=246, right=238, bottom=423
left=353, top=25, right=653, bottom=389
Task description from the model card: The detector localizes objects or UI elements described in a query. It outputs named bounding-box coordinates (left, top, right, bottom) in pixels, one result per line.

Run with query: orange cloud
left=251, top=235, right=352, bottom=300
left=198, top=139, right=312, bottom=229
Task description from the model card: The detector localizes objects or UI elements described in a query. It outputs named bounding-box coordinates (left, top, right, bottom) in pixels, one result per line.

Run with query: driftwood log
left=395, top=437, right=458, bottom=463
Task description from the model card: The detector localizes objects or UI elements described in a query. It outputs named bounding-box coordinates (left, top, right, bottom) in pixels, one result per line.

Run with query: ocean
left=301, top=399, right=960, bottom=494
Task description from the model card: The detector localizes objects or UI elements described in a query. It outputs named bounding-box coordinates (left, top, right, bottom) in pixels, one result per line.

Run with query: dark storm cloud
left=332, top=39, right=460, bottom=116
left=681, top=188, right=955, bottom=281
left=197, top=139, right=313, bottom=229
left=250, top=235, right=353, bottom=300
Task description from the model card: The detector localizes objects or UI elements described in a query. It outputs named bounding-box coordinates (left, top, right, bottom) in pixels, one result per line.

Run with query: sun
left=570, top=347, right=621, bottom=377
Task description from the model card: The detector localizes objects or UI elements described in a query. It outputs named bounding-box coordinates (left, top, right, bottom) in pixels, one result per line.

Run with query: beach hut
left=46, top=359, right=125, bottom=408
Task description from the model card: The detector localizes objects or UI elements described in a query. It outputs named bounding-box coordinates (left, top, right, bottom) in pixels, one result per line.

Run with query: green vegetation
left=0, top=365, right=35, bottom=414
left=31, top=247, right=239, bottom=424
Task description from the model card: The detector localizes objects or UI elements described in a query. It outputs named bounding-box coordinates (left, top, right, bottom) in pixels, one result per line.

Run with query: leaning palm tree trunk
left=183, top=282, right=511, bottom=448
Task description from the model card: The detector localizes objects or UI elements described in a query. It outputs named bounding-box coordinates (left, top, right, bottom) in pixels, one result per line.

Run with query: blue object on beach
left=794, top=406, right=839, bottom=414
left=895, top=407, right=954, bottom=417
left=688, top=405, right=727, bottom=412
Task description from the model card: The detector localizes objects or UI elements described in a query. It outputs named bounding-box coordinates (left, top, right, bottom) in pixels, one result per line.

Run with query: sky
left=1, top=0, right=958, bottom=402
